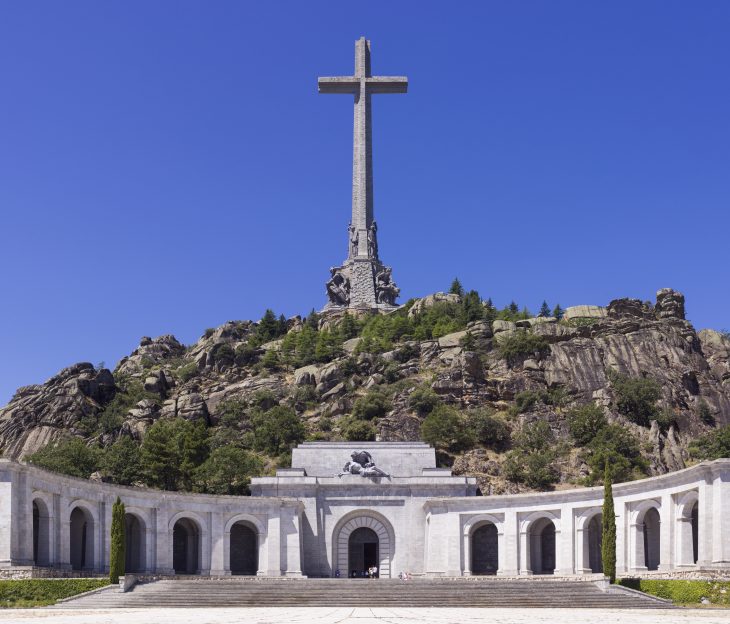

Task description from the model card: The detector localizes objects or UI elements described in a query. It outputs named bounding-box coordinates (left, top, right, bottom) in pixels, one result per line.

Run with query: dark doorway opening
left=348, top=527, right=379, bottom=578
left=471, top=523, right=498, bottom=575
left=230, top=522, right=258, bottom=575
left=173, top=518, right=199, bottom=574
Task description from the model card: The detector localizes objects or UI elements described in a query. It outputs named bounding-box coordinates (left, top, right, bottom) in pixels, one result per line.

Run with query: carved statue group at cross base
left=337, top=450, right=390, bottom=478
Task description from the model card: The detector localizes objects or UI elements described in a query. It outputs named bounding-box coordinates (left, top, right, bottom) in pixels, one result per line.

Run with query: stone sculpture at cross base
left=319, top=37, right=406, bottom=311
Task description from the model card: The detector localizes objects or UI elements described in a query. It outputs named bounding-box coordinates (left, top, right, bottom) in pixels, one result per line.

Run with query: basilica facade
left=1, top=442, right=728, bottom=579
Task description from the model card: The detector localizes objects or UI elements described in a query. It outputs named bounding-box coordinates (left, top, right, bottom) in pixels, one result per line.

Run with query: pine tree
left=552, top=304, right=565, bottom=321
left=601, top=461, right=617, bottom=583
left=109, top=496, right=126, bottom=584
left=449, top=278, right=464, bottom=297
left=508, top=301, right=519, bottom=315
left=539, top=301, right=551, bottom=317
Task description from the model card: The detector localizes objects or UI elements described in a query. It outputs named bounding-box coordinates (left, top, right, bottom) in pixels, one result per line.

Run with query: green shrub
left=466, top=408, right=510, bottom=449
left=235, top=343, right=259, bottom=366
left=100, top=436, right=142, bottom=485
left=608, top=369, right=661, bottom=427
left=698, top=399, right=715, bottom=426
left=176, top=362, right=199, bottom=382
left=567, top=403, right=607, bottom=445
left=193, top=445, right=264, bottom=495
left=252, top=406, right=305, bottom=455
left=0, top=579, right=110, bottom=608
left=420, top=404, right=472, bottom=452
left=139, top=418, right=209, bottom=491
left=618, top=579, right=730, bottom=605
left=408, top=386, right=440, bottom=416
left=502, top=420, right=559, bottom=490
left=585, top=424, right=646, bottom=484
left=498, top=332, right=549, bottom=362
left=109, top=497, right=125, bottom=584
left=689, top=423, right=730, bottom=460
left=352, top=390, right=391, bottom=421
left=342, top=418, right=377, bottom=442
left=27, top=437, right=100, bottom=479
left=211, top=343, right=235, bottom=365
left=511, top=390, right=540, bottom=415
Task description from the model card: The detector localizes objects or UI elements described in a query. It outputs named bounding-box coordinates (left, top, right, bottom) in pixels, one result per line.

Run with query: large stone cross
left=318, top=38, right=407, bottom=260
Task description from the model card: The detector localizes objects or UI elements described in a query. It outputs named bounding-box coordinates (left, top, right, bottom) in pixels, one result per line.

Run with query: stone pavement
left=1, top=607, right=730, bottom=624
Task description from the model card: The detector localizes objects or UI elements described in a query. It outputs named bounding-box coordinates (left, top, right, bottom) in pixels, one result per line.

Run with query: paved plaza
left=1, top=608, right=730, bottom=624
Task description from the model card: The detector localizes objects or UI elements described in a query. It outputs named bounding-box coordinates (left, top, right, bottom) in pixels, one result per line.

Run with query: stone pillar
left=209, top=512, right=226, bottom=576
left=658, top=493, right=673, bottom=571
left=629, top=512, right=647, bottom=573
left=0, top=477, right=12, bottom=566
left=711, top=471, right=730, bottom=566
left=424, top=506, right=449, bottom=576
left=264, top=512, right=281, bottom=576
left=615, top=501, right=627, bottom=574
left=281, top=504, right=304, bottom=577
left=58, top=495, right=71, bottom=571
left=697, top=477, right=713, bottom=568
left=556, top=506, right=573, bottom=575
left=145, top=509, right=157, bottom=573
left=155, top=507, right=173, bottom=574
left=500, top=510, right=519, bottom=576
left=518, top=517, right=531, bottom=575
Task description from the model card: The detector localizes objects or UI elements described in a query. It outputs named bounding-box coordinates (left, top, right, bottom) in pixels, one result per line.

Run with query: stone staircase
left=55, top=578, right=672, bottom=609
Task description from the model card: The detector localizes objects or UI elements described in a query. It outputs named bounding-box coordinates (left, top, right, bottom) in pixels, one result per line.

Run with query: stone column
left=556, top=506, right=573, bottom=575
left=711, top=471, right=730, bottom=566
left=424, top=506, right=448, bottom=576
left=500, top=510, right=519, bottom=576
left=209, top=512, right=226, bottom=576
left=658, top=493, right=673, bottom=571
left=264, top=512, right=282, bottom=576
left=615, top=501, right=627, bottom=574
left=697, top=477, right=713, bottom=568
left=58, top=495, right=72, bottom=571
left=281, top=504, right=304, bottom=577
left=0, top=477, right=13, bottom=566
left=518, top=518, right=531, bottom=575
left=155, top=507, right=173, bottom=574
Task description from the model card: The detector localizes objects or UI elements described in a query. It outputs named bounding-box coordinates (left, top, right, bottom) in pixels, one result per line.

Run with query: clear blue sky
left=1, top=1, right=728, bottom=406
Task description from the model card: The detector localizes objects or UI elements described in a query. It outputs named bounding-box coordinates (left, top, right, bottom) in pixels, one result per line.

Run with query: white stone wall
left=2, top=454, right=729, bottom=579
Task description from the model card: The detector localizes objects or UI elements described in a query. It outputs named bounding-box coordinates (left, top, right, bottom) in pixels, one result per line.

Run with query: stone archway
left=471, top=522, right=498, bottom=575
left=125, top=513, right=146, bottom=573
left=334, top=512, right=394, bottom=579
left=32, top=498, right=52, bottom=566
left=69, top=506, right=94, bottom=571
left=230, top=522, right=258, bottom=576
left=676, top=492, right=699, bottom=567
left=642, top=507, right=661, bottom=571
left=172, top=518, right=200, bottom=574
left=587, top=514, right=603, bottom=573
left=348, top=527, right=379, bottom=577
left=529, top=517, right=556, bottom=575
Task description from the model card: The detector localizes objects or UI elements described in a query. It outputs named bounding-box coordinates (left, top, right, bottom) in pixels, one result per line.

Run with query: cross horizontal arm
left=365, top=76, right=408, bottom=94
left=318, top=77, right=359, bottom=94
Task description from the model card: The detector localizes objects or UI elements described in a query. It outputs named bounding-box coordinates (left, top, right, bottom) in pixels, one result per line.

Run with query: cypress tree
left=601, top=461, right=617, bottom=583
left=109, top=496, right=126, bottom=584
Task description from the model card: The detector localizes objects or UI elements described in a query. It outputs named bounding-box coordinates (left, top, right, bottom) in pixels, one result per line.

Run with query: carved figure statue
left=348, top=223, right=359, bottom=258
left=375, top=266, right=400, bottom=306
left=326, top=268, right=350, bottom=306
left=367, top=221, right=378, bottom=258
left=337, top=450, right=390, bottom=478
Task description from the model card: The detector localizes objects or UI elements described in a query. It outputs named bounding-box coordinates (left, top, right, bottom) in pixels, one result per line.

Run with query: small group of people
left=398, top=571, right=412, bottom=582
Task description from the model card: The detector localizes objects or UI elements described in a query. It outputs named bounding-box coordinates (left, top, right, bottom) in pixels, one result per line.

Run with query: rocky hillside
left=1, top=288, right=729, bottom=494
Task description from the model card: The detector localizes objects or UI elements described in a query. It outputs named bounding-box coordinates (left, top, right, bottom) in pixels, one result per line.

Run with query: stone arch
left=333, top=511, right=394, bottom=578
left=124, top=512, right=146, bottom=573
left=522, top=512, right=559, bottom=575
left=68, top=503, right=96, bottom=571
left=576, top=508, right=603, bottom=574
left=676, top=490, right=699, bottom=567
left=224, top=514, right=266, bottom=577
left=463, top=514, right=503, bottom=576
left=631, top=501, right=661, bottom=571
left=32, top=495, right=53, bottom=566
left=169, top=514, right=205, bottom=575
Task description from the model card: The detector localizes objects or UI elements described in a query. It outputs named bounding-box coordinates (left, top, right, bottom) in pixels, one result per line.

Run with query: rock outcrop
left=1, top=288, right=728, bottom=494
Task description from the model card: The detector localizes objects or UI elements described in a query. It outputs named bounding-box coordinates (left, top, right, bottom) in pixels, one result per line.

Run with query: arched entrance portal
left=334, top=512, right=394, bottom=579
left=70, top=507, right=94, bottom=571
left=471, top=522, right=498, bottom=575
left=173, top=518, right=200, bottom=574
left=691, top=502, right=699, bottom=564
left=643, top=507, right=661, bottom=571
left=348, top=527, right=379, bottom=577
left=32, top=499, right=52, bottom=566
left=125, top=514, right=146, bottom=573
left=230, top=522, right=258, bottom=575
left=529, top=517, right=556, bottom=575
left=587, top=514, right=603, bottom=573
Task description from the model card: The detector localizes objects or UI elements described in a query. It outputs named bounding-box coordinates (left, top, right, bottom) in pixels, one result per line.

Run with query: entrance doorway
left=173, top=518, right=200, bottom=574
left=348, top=527, right=379, bottom=577
left=529, top=517, right=556, bottom=575
left=230, top=522, right=258, bottom=575
left=471, top=522, right=498, bottom=575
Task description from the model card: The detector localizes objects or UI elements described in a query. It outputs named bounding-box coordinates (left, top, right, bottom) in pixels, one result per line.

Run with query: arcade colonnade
left=1, top=457, right=729, bottom=578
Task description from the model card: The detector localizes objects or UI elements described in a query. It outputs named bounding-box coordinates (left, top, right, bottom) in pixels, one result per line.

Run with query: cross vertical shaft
left=319, top=38, right=407, bottom=309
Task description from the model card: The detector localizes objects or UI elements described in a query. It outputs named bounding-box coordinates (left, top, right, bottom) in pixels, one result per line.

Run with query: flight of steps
left=55, top=578, right=672, bottom=609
